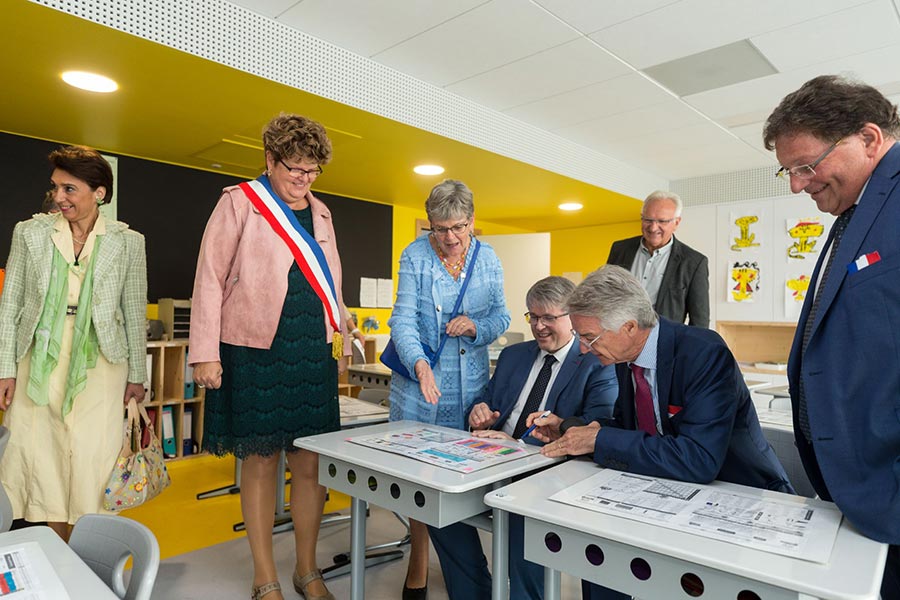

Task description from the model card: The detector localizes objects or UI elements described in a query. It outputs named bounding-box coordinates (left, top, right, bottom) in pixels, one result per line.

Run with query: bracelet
left=350, top=328, right=361, bottom=335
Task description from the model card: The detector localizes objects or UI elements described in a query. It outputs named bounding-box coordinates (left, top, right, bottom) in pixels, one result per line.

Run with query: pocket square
left=848, top=251, right=881, bottom=273
left=667, top=405, right=683, bottom=417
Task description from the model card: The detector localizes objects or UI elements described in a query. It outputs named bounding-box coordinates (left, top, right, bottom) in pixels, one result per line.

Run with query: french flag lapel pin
left=848, top=251, right=881, bottom=273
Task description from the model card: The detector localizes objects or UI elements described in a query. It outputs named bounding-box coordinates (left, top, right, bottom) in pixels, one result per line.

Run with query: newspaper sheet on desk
left=339, top=396, right=389, bottom=418
left=551, top=469, right=842, bottom=563
left=0, top=542, right=71, bottom=599
left=349, top=427, right=536, bottom=473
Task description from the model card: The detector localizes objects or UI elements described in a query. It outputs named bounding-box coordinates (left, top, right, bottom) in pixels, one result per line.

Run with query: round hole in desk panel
left=630, top=557, right=651, bottom=581
left=328, top=464, right=337, bottom=478
left=680, top=573, right=704, bottom=596
left=414, top=491, right=426, bottom=507
left=390, top=483, right=401, bottom=499
left=736, top=592, right=761, bottom=600
left=544, top=532, right=562, bottom=553
left=585, top=544, right=604, bottom=565
left=368, top=476, right=378, bottom=491
left=348, top=470, right=357, bottom=484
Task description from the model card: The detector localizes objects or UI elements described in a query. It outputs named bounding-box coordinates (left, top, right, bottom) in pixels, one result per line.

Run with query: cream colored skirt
left=0, top=315, right=127, bottom=524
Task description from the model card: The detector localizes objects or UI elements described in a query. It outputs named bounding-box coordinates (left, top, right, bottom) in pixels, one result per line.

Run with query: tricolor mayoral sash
left=239, top=175, right=343, bottom=359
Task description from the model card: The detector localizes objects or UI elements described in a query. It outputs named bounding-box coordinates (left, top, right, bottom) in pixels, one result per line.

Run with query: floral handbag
left=103, top=398, right=171, bottom=511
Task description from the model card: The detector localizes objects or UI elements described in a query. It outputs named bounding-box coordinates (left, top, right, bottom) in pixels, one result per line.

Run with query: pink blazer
left=189, top=184, right=350, bottom=365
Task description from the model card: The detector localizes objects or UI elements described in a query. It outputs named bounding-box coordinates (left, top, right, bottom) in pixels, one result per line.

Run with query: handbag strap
left=121, top=398, right=141, bottom=456
left=431, top=239, right=481, bottom=364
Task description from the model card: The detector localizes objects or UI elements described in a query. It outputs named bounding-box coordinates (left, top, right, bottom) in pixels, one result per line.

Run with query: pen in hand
left=519, top=410, right=552, bottom=440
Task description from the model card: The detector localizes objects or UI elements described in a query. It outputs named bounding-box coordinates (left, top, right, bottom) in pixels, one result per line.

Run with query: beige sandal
left=293, top=568, right=334, bottom=600
left=251, top=581, right=282, bottom=600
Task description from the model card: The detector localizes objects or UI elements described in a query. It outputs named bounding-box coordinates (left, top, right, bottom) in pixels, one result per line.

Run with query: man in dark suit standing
left=763, top=75, right=900, bottom=600
left=427, top=276, right=618, bottom=600
left=607, top=190, right=709, bottom=327
left=533, top=266, right=792, bottom=600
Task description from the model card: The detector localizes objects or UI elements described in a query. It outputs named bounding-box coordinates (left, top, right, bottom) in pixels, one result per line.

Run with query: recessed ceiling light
left=211, top=163, right=222, bottom=169
left=413, top=164, right=444, bottom=176
left=61, top=71, right=118, bottom=93
left=559, top=202, right=583, bottom=211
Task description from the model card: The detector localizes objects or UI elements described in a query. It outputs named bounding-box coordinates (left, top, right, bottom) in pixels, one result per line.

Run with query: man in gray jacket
left=606, top=190, right=709, bottom=327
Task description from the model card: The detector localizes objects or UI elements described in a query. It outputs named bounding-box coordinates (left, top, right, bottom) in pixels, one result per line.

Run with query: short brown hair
left=764, top=75, right=900, bottom=150
left=262, top=113, right=332, bottom=165
left=48, top=145, right=114, bottom=205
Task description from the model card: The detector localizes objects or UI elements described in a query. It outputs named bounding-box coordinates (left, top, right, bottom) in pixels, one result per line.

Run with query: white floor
left=151, top=505, right=585, bottom=599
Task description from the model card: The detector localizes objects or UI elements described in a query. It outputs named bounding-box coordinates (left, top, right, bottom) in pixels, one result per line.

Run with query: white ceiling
left=231, top=0, right=900, bottom=184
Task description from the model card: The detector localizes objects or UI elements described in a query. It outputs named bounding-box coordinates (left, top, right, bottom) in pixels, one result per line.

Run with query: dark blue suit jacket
left=472, top=340, right=618, bottom=443
left=593, top=319, right=793, bottom=493
left=788, top=143, right=900, bottom=544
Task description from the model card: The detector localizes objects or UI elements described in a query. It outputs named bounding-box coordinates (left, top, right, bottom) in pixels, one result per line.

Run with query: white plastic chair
left=357, top=388, right=390, bottom=406
left=69, top=514, right=160, bottom=600
left=0, top=426, right=12, bottom=533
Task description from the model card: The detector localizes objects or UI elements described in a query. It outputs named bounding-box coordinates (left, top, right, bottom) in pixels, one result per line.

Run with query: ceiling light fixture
left=559, top=202, right=583, bottom=211
left=61, top=70, right=118, bottom=93
left=413, top=164, right=444, bottom=176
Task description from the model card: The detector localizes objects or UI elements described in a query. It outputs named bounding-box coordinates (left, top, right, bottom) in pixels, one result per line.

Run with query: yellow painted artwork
left=786, top=274, right=810, bottom=302
left=729, top=261, right=760, bottom=303
left=731, top=215, right=761, bottom=251
left=787, top=219, right=825, bottom=259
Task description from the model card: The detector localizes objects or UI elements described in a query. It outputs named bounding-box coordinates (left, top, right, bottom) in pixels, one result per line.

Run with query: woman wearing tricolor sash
left=189, top=114, right=349, bottom=600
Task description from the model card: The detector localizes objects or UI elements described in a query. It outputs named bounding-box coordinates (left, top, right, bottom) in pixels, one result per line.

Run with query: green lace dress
left=203, top=207, right=340, bottom=458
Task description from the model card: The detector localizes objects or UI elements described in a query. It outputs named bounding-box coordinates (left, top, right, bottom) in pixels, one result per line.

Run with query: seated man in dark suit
left=607, top=190, right=709, bottom=327
left=532, top=265, right=793, bottom=600
left=428, top=276, right=618, bottom=600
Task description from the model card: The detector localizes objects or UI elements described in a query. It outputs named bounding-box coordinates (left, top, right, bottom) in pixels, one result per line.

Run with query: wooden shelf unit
left=716, top=321, right=797, bottom=374
left=338, top=337, right=377, bottom=397
left=146, top=339, right=204, bottom=460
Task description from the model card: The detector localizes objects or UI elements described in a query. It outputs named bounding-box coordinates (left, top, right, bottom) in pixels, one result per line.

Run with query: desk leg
left=350, top=496, right=367, bottom=600
left=543, top=567, right=561, bottom=600
left=491, top=505, right=509, bottom=600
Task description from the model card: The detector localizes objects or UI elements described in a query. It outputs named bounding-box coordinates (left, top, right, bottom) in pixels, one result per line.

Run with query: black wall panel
left=0, top=132, right=392, bottom=304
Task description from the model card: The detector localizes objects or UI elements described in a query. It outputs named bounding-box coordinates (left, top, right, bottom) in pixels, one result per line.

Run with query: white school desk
left=347, top=362, right=392, bottom=391
left=294, top=420, right=558, bottom=600
left=484, top=460, right=887, bottom=600
left=0, top=526, right=118, bottom=599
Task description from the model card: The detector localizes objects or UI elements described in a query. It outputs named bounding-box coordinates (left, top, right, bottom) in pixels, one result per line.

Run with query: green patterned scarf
left=27, top=238, right=101, bottom=417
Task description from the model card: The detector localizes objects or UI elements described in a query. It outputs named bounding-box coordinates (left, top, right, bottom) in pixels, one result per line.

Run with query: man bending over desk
left=531, top=266, right=793, bottom=600
left=429, top=276, right=619, bottom=600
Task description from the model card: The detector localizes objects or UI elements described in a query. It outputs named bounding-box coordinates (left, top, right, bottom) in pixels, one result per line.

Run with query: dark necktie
left=798, top=205, right=856, bottom=440
left=512, top=354, right=557, bottom=439
left=630, top=364, right=658, bottom=436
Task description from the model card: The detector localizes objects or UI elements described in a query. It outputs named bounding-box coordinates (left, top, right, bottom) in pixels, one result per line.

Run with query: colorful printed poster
left=348, top=427, right=535, bottom=473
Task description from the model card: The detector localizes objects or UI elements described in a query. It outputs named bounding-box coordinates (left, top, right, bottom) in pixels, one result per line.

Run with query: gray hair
left=644, top=190, right=682, bottom=217
left=425, top=179, right=474, bottom=222
left=526, top=276, right=576, bottom=310
left=567, top=265, right=658, bottom=330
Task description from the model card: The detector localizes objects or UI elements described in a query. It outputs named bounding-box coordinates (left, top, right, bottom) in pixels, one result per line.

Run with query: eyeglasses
left=430, top=221, right=469, bottom=236
left=640, top=217, right=678, bottom=226
left=775, top=139, right=843, bottom=180
left=524, top=312, right=569, bottom=325
left=574, top=329, right=605, bottom=349
left=279, top=159, right=323, bottom=180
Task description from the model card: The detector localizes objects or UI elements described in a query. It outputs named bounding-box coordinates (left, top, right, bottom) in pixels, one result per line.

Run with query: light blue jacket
left=388, top=236, right=510, bottom=428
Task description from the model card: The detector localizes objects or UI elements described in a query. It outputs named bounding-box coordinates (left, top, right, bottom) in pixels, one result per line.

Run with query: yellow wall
left=549, top=221, right=640, bottom=279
